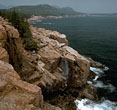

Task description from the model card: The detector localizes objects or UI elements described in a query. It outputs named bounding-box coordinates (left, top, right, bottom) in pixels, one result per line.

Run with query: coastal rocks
left=43, top=103, right=61, bottom=110
left=31, top=26, right=91, bottom=89
left=27, top=15, right=87, bottom=24
left=28, top=16, right=45, bottom=23
left=79, top=85, right=98, bottom=100
left=32, top=27, right=68, bottom=45
left=47, top=32, right=68, bottom=45
left=0, top=17, right=96, bottom=110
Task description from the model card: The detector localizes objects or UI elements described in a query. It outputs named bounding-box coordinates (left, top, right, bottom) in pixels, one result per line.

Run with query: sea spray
left=90, top=67, right=104, bottom=75
left=89, top=67, right=116, bottom=92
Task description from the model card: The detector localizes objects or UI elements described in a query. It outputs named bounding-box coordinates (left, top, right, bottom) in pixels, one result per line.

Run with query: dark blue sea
left=33, top=16, right=117, bottom=104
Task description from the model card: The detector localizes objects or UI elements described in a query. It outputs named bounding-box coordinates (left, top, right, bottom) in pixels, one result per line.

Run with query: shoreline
left=28, top=14, right=87, bottom=23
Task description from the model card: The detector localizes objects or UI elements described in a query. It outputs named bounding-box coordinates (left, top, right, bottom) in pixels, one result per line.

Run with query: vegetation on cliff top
left=9, top=4, right=82, bottom=18
left=0, top=10, right=38, bottom=51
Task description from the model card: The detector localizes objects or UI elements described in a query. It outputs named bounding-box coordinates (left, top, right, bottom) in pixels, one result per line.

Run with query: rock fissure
left=3, top=25, right=23, bottom=76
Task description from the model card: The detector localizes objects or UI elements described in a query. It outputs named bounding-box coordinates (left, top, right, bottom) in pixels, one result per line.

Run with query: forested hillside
left=9, top=4, right=82, bottom=17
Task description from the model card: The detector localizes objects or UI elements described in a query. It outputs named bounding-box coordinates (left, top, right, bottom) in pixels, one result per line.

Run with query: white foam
left=75, top=99, right=117, bottom=110
left=89, top=66, right=110, bottom=84
left=93, top=76, right=100, bottom=81
left=90, top=67, right=104, bottom=75
left=87, top=81, right=93, bottom=85
left=90, top=66, right=109, bottom=75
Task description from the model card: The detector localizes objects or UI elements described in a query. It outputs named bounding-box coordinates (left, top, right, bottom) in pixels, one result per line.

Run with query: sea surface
left=33, top=15, right=117, bottom=109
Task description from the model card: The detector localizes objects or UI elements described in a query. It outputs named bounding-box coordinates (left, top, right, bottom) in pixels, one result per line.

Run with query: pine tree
left=9, top=9, right=32, bottom=38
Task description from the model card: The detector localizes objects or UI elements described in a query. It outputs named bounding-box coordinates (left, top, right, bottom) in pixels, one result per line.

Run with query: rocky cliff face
left=0, top=16, right=97, bottom=110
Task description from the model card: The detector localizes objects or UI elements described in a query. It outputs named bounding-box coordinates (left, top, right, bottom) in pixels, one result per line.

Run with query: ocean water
left=33, top=16, right=117, bottom=109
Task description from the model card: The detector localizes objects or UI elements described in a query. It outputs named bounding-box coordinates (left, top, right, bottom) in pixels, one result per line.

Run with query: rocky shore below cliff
left=0, top=16, right=106, bottom=110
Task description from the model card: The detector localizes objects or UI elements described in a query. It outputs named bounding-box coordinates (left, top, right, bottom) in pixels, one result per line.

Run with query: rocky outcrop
left=0, top=16, right=96, bottom=110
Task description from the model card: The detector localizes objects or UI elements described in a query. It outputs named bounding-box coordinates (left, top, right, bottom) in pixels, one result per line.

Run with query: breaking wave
left=75, top=66, right=117, bottom=110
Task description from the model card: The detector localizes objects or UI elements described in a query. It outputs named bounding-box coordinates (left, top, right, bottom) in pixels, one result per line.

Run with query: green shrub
left=25, top=40, right=38, bottom=51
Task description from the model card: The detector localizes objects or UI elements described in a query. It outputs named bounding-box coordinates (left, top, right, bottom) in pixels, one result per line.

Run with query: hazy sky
left=0, top=0, right=117, bottom=13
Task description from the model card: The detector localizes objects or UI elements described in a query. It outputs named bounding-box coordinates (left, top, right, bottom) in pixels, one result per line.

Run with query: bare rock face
left=0, top=60, right=44, bottom=110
